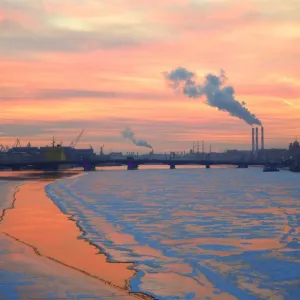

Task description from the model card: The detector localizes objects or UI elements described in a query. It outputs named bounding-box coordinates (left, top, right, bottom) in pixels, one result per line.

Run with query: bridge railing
left=0, top=154, right=47, bottom=165
left=0, top=154, right=270, bottom=167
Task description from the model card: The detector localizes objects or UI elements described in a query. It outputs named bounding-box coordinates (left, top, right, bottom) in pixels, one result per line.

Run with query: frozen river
left=47, top=166, right=300, bottom=299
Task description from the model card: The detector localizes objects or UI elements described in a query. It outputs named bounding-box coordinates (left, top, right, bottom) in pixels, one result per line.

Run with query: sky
left=0, top=0, right=299, bottom=153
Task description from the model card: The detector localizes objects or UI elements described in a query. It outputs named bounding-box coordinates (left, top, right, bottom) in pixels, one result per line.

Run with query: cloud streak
left=282, top=99, right=300, bottom=109
left=0, top=10, right=171, bottom=57
left=0, top=87, right=165, bottom=101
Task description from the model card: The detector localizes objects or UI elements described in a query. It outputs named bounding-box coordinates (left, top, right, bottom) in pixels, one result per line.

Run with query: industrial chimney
left=261, top=127, right=264, bottom=150
left=252, top=127, right=255, bottom=153
left=255, top=127, right=259, bottom=151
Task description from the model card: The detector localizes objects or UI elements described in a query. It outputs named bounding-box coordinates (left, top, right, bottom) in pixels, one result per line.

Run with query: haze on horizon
left=0, top=0, right=299, bottom=153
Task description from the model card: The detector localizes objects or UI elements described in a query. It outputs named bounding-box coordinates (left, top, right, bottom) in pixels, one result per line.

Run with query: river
left=46, top=166, right=300, bottom=299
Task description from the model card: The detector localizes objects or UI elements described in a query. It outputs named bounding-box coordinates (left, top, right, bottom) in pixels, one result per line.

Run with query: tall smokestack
left=252, top=127, right=255, bottom=153
left=261, top=127, right=264, bottom=150
left=255, top=127, right=259, bottom=152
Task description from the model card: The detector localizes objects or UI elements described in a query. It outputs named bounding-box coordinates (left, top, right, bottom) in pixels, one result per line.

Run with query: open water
left=46, top=166, right=300, bottom=299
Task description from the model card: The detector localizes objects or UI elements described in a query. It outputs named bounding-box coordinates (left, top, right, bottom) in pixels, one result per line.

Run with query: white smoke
left=164, top=67, right=262, bottom=126
left=121, top=127, right=152, bottom=149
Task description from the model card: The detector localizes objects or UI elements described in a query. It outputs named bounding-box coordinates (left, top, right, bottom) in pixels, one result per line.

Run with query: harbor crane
left=12, top=138, right=21, bottom=148
left=51, top=136, right=56, bottom=147
left=0, top=145, right=9, bottom=152
left=70, top=129, right=84, bottom=148
left=100, top=144, right=104, bottom=155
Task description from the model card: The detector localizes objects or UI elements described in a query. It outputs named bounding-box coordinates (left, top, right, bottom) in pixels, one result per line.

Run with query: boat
left=290, top=165, right=300, bottom=172
left=263, top=165, right=279, bottom=172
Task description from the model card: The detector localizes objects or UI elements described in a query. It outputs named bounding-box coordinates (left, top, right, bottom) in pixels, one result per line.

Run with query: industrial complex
left=0, top=127, right=299, bottom=172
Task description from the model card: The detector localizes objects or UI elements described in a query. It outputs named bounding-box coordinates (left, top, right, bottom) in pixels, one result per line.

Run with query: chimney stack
left=255, top=127, right=259, bottom=151
left=261, top=127, right=264, bottom=150
left=252, top=127, right=255, bottom=153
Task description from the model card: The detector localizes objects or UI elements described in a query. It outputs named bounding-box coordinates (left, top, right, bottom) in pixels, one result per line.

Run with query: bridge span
left=0, top=157, right=268, bottom=171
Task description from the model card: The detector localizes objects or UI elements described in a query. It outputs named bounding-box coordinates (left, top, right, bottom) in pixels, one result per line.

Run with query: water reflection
left=0, top=180, right=136, bottom=290
left=0, top=170, right=82, bottom=181
left=46, top=167, right=300, bottom=299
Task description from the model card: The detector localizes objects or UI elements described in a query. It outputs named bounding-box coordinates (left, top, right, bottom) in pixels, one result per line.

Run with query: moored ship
left=263, top=164, right=279, bottom=172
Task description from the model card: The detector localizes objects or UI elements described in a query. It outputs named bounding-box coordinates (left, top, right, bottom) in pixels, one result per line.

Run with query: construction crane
left=100, top=144, right=104, bottom=155
left=70, top=129, right=84, bottom=148
left=51, top=136, right=56, bottom=148
left=12, top=138, right=21, bottom=148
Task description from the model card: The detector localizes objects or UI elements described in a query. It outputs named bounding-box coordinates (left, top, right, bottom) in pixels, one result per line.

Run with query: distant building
left=8, top=147, right=40, bottom=155
left=108, top=152, right=124, bottom=159
left=288, top=140, right=300, bottom=164
left=289, top=140, right=300, bottom=155
left=224, top=150, right=252, bottom=161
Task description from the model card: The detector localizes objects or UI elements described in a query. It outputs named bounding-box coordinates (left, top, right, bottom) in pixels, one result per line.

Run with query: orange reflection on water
left=0, top=180, right=135, bottom=290
left=0, top=231, right=140, bottom=300
left=161, top=237, right=283, bottom=251
left=140, top=272, right=236, bottom=300
left=172, top=211, right=197, bottom=217
left=87, top=215, right=139, bottom=246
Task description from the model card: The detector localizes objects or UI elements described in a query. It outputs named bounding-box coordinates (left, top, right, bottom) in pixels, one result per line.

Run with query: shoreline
left=0, top=172, right=153, bottom=300
left=45, top=182, right=154, bottom=300
left=0, top=183, right=22, bottom=224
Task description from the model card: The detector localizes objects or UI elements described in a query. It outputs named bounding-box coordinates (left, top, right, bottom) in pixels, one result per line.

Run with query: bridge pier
left=83, top=162, right=96, bottom=171
left=127, top=162, right=139, bottom=170
left=170, top=164, right=176, bottom=169
left=205, top=164, right=210, bottom=169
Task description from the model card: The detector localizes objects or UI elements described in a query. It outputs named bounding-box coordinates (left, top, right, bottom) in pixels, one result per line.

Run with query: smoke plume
left=164, top=67, right=261, bottom=126
left=121, top=127, right=152, bottom=149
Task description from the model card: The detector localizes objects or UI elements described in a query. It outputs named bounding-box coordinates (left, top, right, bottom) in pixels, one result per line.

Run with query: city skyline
left=1, top=0, right=299, bottom=152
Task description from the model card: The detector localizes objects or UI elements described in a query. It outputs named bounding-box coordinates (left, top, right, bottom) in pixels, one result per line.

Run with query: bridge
left=0, top=157, right=268, bottom=171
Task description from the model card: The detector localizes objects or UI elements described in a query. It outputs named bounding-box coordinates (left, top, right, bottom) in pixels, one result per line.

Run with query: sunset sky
left=1, top=0, right=299, bottom=153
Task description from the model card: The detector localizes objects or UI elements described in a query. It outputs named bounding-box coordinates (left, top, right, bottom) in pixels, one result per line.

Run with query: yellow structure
left=42, top=147, right=66, bottom=161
